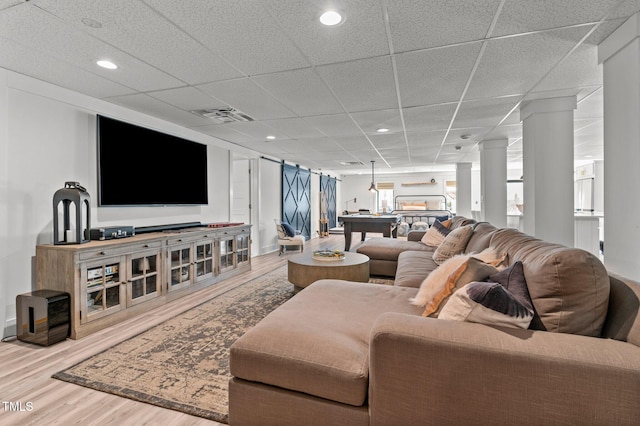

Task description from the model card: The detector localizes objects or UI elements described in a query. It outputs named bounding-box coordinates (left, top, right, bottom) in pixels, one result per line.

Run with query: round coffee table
left=287, top=252, right=370, bottom=290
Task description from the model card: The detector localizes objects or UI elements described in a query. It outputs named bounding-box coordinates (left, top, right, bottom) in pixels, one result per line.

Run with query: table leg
left=344, top=223, right=352, bottom=251
left=360, top=231, right=366, bottom=241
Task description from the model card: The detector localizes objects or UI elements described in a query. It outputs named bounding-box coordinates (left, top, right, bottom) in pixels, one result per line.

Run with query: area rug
left=53, top=268, right=394, bottom=423
left=53, top=265, right=296, bottom=424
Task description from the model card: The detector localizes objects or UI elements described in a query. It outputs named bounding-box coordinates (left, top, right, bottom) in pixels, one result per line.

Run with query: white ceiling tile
left=484, top=124, right=523, bottom=141
left=608, top=0, right=640, bottom=20
left=221, top=121, right=285, bottom=141
left=492, top=0, right=620, bottom=37
left=584, top=18, right=627, bottom=46
left=197, top=78, right=296, bottom=121
left=193, top=124, right=256, bottom=145
left=106, top=93, right=207, bottom=127
left=407, top=130, right=448, bottom=148
left=396, top=43, right=482, bottom=107
left=402, top=104, right=457, bottom=132
left=144, top=0, right=310, bottom=75
left=333, top=135, right=374, bottom=151
left=0, top=37, right=134, bottom=98
left=466, top=27, right=591, bottom=99
left=262, top=118, right=325, bottom=140
left=252, top=68, right=344, bottom=116
left=350, top=109, right=403, bottom=135
left=533, top=43, right=601, bottom=93
left=147, top=86, right=225, bottom=111
left=263, top=0, right=389, bottom=65
left=33, top=0, right=242, bottom=85
left=453, top=95, right=521, bottom=128
left=369, top=133, right=408, bottom=150
left=303, top=114, right=363, bottom=137
left=316, top=56, right=398, bottom=112
left=0, top=4, right=184, bottom=92
left=0, top=0, right=22, bottom=11
left=445, top=127, right=494, bottom=144
left=388, top=0, right=502, bottom=52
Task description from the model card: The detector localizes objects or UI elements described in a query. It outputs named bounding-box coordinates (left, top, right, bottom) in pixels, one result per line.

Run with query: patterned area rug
left=53, top=266, right=296, bottom=424
left=53, top=267, right=394, bottom=423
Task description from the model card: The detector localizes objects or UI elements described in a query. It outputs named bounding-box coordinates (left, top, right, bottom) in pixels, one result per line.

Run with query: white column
left=456, top=162, right=472, bottom=218
left=599, top=13, right=640, bottom=279
left=479, top=139, right=507, bottom=228
left=520, top=96, right=576, bottom=247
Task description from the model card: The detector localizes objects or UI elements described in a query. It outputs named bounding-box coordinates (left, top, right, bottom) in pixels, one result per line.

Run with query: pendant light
left=368, top=160, right=377, bottom=193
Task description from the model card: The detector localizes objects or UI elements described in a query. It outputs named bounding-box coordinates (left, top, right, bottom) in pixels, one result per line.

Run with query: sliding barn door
left=282, top=164, right=311, bottom=239
left=320, top=175, right=337, bottom=228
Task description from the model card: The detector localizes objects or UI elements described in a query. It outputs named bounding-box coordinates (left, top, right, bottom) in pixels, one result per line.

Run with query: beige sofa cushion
left=230, top=280, right=421, bottom=407
left=394, top=251, right=438, bottom=288
left=357, top=238, right=431, bottom=262
left=465, top=222, right=498, bottom=253
left=490, top=228, right=609, bottom=337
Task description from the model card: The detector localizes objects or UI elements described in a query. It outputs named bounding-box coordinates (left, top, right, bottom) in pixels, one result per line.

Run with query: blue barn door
left=282, top=163, right=311, bottom=240
left=320, top=175, right=337, bottom=228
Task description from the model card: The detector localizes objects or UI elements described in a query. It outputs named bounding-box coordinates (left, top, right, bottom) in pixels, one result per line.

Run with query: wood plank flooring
left=0, top=234, right=369, bottom=425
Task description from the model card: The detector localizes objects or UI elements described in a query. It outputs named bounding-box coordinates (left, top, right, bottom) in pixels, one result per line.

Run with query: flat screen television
left=97, top=115, right=208, bottom=206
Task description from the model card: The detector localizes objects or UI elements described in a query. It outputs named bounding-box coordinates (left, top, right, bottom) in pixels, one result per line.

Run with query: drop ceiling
left=1, top=0, right=638, bottom=175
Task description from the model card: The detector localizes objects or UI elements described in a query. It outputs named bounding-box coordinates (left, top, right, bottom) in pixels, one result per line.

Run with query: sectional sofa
left=229, top=217, right=640, bottom=425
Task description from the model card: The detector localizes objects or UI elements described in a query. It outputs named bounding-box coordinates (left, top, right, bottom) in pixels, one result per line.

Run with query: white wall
left=0, top=70, right=240, bottom=338
left=341, top=171, right=456, bottom=214
left=1, top=68, right=10, bottom=337
left=257, top=158, right=281, bottom=254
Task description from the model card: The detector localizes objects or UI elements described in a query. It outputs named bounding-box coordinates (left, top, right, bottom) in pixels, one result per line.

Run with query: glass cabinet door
left=128, top=251, right=161, bottom=306
left=236, top=234, right=250, bottom=266
left=168, top=244, right=193, bottom=291
left=195, top=240, right=215, bottom=281
left=82, top=259, right=125, bottom=323
left=219, top=238, right=235, bottom=272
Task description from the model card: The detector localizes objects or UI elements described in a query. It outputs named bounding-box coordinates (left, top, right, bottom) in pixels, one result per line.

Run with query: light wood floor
left=0, top=234, right=368, bottom=426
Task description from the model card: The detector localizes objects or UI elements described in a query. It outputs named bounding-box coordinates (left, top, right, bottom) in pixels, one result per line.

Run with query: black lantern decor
left=53, top=182, right=91, bottom=245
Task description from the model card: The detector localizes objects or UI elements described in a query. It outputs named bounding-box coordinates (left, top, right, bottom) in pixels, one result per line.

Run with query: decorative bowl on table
left=313, top=249, right=345, bottom=261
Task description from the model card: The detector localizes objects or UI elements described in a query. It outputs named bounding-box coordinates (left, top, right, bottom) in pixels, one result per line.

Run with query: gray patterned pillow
left=432, top=225, right=473, bottom=264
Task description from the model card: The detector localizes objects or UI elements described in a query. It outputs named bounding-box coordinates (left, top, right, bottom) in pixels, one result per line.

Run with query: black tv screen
left=97, top=115, right=208, bottom=206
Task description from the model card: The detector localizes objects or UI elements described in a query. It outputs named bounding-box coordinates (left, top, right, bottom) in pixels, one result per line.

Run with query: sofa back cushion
left=601, top=273, right=640, bottom=347
left=449, top=216, right=476, bottom=229
left=465, top=222, right=498, bottom=254
left=489, top=228, right=609, bottom=337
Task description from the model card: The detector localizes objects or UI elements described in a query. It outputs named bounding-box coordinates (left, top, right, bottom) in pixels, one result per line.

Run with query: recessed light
left=319, top=10, right=343, bottom=26
left=460, top=134, right=471, bottom=140
left=97, top=60, right=118, bottom=70
left=266, top=135, right=276, bottom=140
left=376, top=127, right=390, bottom=133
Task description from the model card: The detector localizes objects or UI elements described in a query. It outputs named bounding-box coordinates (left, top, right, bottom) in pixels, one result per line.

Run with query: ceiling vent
left=340, top=161, right=364, bottom=166
left=190, top=107, right=254, bottom=123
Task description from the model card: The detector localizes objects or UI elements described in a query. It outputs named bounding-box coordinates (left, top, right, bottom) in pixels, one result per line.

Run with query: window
left=376, top=182, right=394, bottom=213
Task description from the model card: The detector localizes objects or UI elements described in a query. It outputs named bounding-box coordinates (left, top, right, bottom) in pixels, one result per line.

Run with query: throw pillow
left=439, top=281, right=534, bottom=329
left=421, top=219, right=452, bottom=247
left=421, top=257, right=499, bottom=317
left=432, top=225, right=474, bottom=264
left=281, top=222, right=296, bottom=237
left=489, top=261, right=537, bottom=327
left=276, top=224, right=287, bottom=239
left=411, top=247, right=505, bottom=308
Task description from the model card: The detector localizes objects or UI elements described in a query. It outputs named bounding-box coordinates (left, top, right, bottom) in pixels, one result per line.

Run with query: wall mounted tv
left=97, top=115, right=208, bottom=206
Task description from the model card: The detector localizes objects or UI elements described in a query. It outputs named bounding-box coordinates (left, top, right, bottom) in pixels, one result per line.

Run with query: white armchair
left=275, top=220, right=306, bottom=255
